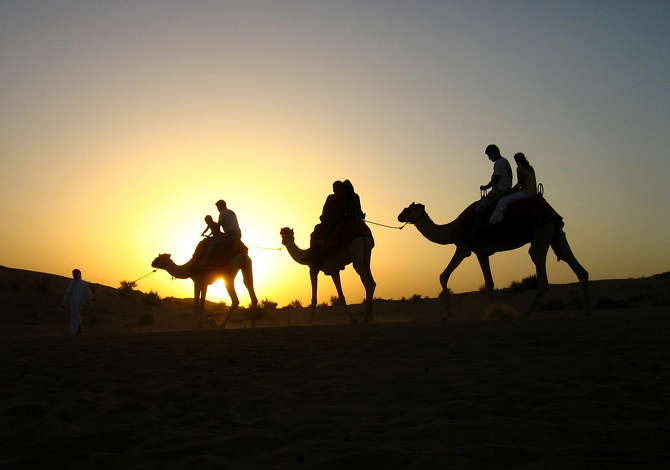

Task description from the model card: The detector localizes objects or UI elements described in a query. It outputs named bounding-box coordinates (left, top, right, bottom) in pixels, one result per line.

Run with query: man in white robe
left=62, top=269, right=95, bottom=334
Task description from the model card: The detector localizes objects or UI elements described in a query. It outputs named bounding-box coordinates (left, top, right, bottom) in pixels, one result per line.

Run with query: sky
left=1, top=1, right=669, bottom=308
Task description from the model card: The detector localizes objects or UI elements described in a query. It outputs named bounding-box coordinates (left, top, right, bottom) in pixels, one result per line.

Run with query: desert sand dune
left=2, top=266, right=670, bottom=468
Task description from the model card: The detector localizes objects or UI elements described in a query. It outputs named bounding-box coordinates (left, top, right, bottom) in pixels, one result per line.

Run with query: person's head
left=485, top=144, right=501, bottom=161
left=513, top=152, right=531, bottom=169
left=332, top=181, right=344, bottom=194
left=215, top=200, right=227, bottom=211
left=204, top=215, right=214, bottom=224
left=72, top=269, right=82, bottom=280
left=342, top=179, right=354, bottom=194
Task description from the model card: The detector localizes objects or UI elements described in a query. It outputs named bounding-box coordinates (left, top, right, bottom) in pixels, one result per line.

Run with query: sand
left=2, top=266, right=670, bottom=468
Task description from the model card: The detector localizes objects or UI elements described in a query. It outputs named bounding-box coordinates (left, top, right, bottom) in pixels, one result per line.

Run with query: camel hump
left=213, top=239, right=248, bottom=262
left=193, top=237, right=213, bottom=259
left=193, top=238, right=248, bottom=269
left=459, top=195, right=563, bottom=236
left=323, top=218, right=373, bottom=252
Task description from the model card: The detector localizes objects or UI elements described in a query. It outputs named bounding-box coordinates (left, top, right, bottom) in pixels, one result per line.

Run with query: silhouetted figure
left=342, top=179, right=365, bottom=220
left=488, top=152, right=537, bottom=225
left=197, top=200, right=242, bottom=268
left=61, top=268, right=94, bottom=334
left=311, top=181, right=347, bottom=245
left=468, top=144, right=512, bottom=237
left=201, top=214, right=221, bottom=237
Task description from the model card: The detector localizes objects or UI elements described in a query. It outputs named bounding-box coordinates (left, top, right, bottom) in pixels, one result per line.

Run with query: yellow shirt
left=518, top=166, right=537, bottom=195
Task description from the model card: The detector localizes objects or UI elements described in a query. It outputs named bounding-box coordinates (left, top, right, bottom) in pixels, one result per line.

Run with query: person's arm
left=62, top=282, right=72, bottom=308
left=480, top=174, right=499, bottom=191
left=508, top=167, right=523, bottom=193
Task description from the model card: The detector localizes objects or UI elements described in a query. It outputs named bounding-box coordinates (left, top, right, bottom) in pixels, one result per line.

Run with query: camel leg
left=476, top=253, right=495, bottom=305
left=218, top=276, right=239, bottom=328
left=331, top=270, right=358, bottom=324
left=193, top=282, right=200, bottom=318
left=196, top=282, right=208, bottom=329
left=439, top=247, right=471, bottom=319
left=243, top=257, right=258, bottom=309
left=352, top=251, right=375, bottom=323
left=308, top=267, right=319, bottom=324
left=552, top=230, right=590, bottom=315
left=525, top=235, right=552, bottom=317
left=241, top=258, right=258, bottom=328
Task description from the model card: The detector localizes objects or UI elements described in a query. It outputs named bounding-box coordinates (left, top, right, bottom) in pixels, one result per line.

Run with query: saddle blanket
left=322, top=218, right=373, bottom=252
left=458, top=195, right=563, bottom=241
left=193, top=237, right=248, bottom=273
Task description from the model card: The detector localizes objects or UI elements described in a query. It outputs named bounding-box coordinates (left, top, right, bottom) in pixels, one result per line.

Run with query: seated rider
left=488, top=152, right=537, bottom=225
left=311, top=180, right=347, bottom=246
left=342, top=179, right=365, bottom=220
left=201, top=215, right=221, bottom=238
left=467, top=144, right=513, bottom=238
left=197, top=200, right=242, bottom=269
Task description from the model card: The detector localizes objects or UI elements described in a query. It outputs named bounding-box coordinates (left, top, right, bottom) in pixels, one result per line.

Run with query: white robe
left=62, top=279, right=94, bottom=333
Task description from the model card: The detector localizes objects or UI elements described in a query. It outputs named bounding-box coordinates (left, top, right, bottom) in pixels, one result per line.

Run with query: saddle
left=311, top=218, right=373, bottom=267
left=193, top=237, right=248, bottom=273
left=459, top=195, right=563, bottom=242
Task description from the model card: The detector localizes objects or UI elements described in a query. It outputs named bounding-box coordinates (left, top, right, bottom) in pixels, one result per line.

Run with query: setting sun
left=1, top=2, right=669, bottom=309
left=2, top=4, right=670, bottom=468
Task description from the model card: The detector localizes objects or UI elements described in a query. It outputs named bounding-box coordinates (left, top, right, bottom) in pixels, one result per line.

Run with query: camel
left=280, top=226, right=376, bottom=324
left=151, top=241, right=258, bottom=328
left=397, top=201, right=589, bottom=317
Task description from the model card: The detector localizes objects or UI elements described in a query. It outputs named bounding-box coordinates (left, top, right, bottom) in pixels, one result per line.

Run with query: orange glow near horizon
left=2, top=3, right=669, bottom=309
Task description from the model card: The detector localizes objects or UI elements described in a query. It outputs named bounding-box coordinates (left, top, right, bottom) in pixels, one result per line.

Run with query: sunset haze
left=2, top=1, right=669, bottom=307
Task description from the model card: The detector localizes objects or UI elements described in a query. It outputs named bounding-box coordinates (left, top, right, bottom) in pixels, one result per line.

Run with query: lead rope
left=243, top=242, right=284, bottom=251
left=131, top=269, right=157, bottom=284
left=364, top=219, right=407, bottom=230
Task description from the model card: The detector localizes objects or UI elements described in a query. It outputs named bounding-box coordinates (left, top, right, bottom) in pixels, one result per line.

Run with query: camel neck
left=414, top=216, right=459, bottom=245
left=164, top=259, right=193, bottom=280
left=283, top=239, right=310, bottom=265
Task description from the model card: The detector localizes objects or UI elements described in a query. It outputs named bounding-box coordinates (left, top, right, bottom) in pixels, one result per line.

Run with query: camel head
left=151, top=253, right=172, bottom=269
left=398, top=203, right=427, bottom=224
left=279, top=227, right=295, bottom=245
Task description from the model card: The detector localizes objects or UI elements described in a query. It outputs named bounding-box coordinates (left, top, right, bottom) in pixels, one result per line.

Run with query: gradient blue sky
left=1, top=1, right=669, bottom=306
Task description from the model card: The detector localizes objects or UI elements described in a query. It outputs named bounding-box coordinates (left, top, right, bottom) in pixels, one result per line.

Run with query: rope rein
left=364, top=219, right=407, bottom=230
left=243, top=241, right=284, bottom=251
left=238, top=217, right=407, bottom=252
left=131, top=269, right=157, bottom=284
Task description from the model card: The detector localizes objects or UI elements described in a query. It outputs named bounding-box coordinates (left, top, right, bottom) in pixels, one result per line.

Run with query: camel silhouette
left=398, top=201, right=589, bottom=317
left=151, top=239, right=258, bottom=328
left=280, top=226, right=375, bottom=324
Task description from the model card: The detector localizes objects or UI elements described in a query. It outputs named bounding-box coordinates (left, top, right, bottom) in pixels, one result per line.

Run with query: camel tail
left=550, top=227, right=564, bottom=262
left=242, top=254, right=258, bottom=306
left=551, top=225, right=589, bottom=280
left=242, top=255, right=254, bottom=285
left=551, top=223, right=590, bottom=314
left=550, top=225, right=574, bottom=262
